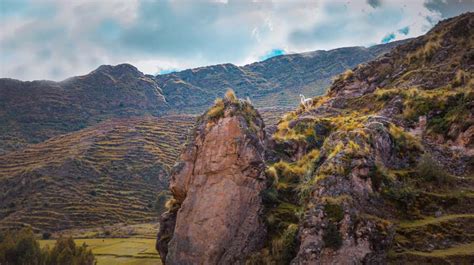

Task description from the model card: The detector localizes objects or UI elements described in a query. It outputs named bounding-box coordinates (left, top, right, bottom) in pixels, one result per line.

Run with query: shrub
left=207, top=98, right=225, bottom=120
left=342, top=69, right=354, bottom=80
left=323, top=222, right=342, bottom=250
left=382, top=185, right=418, bottom=215
left=47, top=237, right=95, bottom=265
left=416, top=154, right=452, bottom=185
left=324, top=203, right=344, bottom=222
left=155, top=191, right=171, bottom=215
left=165, top=198, right=180, bottom=212
left=452, top=69, right=466, bottom=87
left=224, top=89, right=238, bottom=103
left=42, top=232, right=52, bottom=240
left=0, top=228, right=46, bottom=265
left=271, top=224, right=299, bottom=263
left=0, top=228, right=95, bottom=265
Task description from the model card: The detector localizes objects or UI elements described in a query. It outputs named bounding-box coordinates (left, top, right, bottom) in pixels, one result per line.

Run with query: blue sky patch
left=260, top=49, right=285, bottom=61
left=398, top=26, right=410, bottom=35
left=158, top=69, right=179, bottom=75
left=381, top=33, right=396, bottom=44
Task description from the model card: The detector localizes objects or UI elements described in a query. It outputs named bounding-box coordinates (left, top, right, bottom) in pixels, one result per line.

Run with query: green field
left=39, top=238, right=161, bottom=265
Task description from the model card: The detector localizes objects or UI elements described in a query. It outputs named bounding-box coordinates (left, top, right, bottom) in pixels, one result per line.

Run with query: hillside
left=0, top=64, right=168, bottom=154
left=157, top=40, right=406, bottom=113
left=156, top=12, right=474, bottom=264
left=259, top=12, right=473, bottom=264
left=0, top=41, right=403, bottom=155
left=0, top=107, right=289, bottom=233
left=0, top=115, right=195, bottom=232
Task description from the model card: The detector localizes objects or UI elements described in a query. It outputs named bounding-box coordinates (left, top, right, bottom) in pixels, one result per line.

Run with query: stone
left=157, top=100, right=268, bottom=265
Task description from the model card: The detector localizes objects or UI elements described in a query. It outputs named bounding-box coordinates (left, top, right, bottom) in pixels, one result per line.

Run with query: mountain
left=0, top=64, right=167, bottom=154
left=0, top=41, right=404, bottom=155
left=156, top=40, right=406, bottom=113
left=0, top=115, right=195, bottom=232
left=157, top=12, right=473, bottom=264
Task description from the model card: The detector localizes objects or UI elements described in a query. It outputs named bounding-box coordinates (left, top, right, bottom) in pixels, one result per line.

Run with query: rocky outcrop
left=291, top=117, right=405, bottom=264
left=157, top=93, right=268, bottom=264
left=257, top=12, right=473, bottom=265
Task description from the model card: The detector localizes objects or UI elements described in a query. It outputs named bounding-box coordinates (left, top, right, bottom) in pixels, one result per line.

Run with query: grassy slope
left=40, top=237, right=161, bottom=265
left=256, top=13, right=474, bottom=264
left=0, top=115, right=195, bottom=232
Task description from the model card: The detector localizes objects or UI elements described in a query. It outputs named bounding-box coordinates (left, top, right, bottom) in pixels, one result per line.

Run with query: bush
left=42, top=232, right=51, bottom=240
left=452, top=69, right=466, bottom=87
left=47, top=237, right=95, bottom=265
left=324, top=203, right=344, bottom=222
left=416, top=154, right=452, bottom=185
left=207, top=98, right=225, bottom=120
left=155, top=191, right=172, bottom=215
left=224, top=89, right=238, bottom=103
left=271, top=224, right=298, bottom=263
left=0, top=227, right=46, bottom=265
left=0, top=228, right=95, bottom=265
left=323, top=222, right=342, bottom=250
left=382, top=185, right=418, bottom=215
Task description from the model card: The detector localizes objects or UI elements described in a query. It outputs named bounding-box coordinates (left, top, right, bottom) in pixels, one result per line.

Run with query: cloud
left=0, top=0, right=472, bottom=81
left=425, top=0, right=473, bottom=19
left=367, top=0, right=381, bottom=9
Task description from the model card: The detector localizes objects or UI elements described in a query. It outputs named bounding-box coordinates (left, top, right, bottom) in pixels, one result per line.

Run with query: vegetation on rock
left=247, top=12, right=474, bottom=264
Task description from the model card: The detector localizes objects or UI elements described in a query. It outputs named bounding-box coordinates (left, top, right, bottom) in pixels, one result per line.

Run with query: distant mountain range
left=0, top=40, right=406, bottom=155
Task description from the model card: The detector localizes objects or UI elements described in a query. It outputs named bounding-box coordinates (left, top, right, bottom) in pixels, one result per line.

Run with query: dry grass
left=39, top=237, right=161, bottom=265
left=0, top=115, right=195, bottom=232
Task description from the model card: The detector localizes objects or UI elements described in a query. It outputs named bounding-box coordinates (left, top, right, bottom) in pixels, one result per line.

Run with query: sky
left=0, top=0, right=472, bottom=81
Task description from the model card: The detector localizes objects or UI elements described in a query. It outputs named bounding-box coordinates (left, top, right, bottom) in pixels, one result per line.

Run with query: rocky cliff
left=157, top=91, right=269, bottom=264
left=157, top=12, right=473, bottom=264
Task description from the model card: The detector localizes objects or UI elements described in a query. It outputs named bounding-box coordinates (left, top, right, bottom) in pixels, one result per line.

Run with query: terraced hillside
left=0, top=115, right=195, bottom=232
left=0, top=64, right=168, bottom=155
left=0, top=106, right=290, bottom=233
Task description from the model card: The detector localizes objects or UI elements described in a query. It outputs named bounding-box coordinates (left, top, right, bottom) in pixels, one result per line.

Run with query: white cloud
left=0, top=0, right=471, bottom=81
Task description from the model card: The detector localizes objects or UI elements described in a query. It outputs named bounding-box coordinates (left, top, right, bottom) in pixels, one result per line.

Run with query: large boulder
left=157, top=95, right=268, bottom=264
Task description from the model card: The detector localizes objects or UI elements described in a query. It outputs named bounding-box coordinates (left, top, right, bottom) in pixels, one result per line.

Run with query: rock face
left=157, top=95, right=268, bottom=264
left=291, top=117, right=401, bottom=264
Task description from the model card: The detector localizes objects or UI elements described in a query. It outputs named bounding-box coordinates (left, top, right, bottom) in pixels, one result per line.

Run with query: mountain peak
left=91, top=63, right=143, bottom=78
